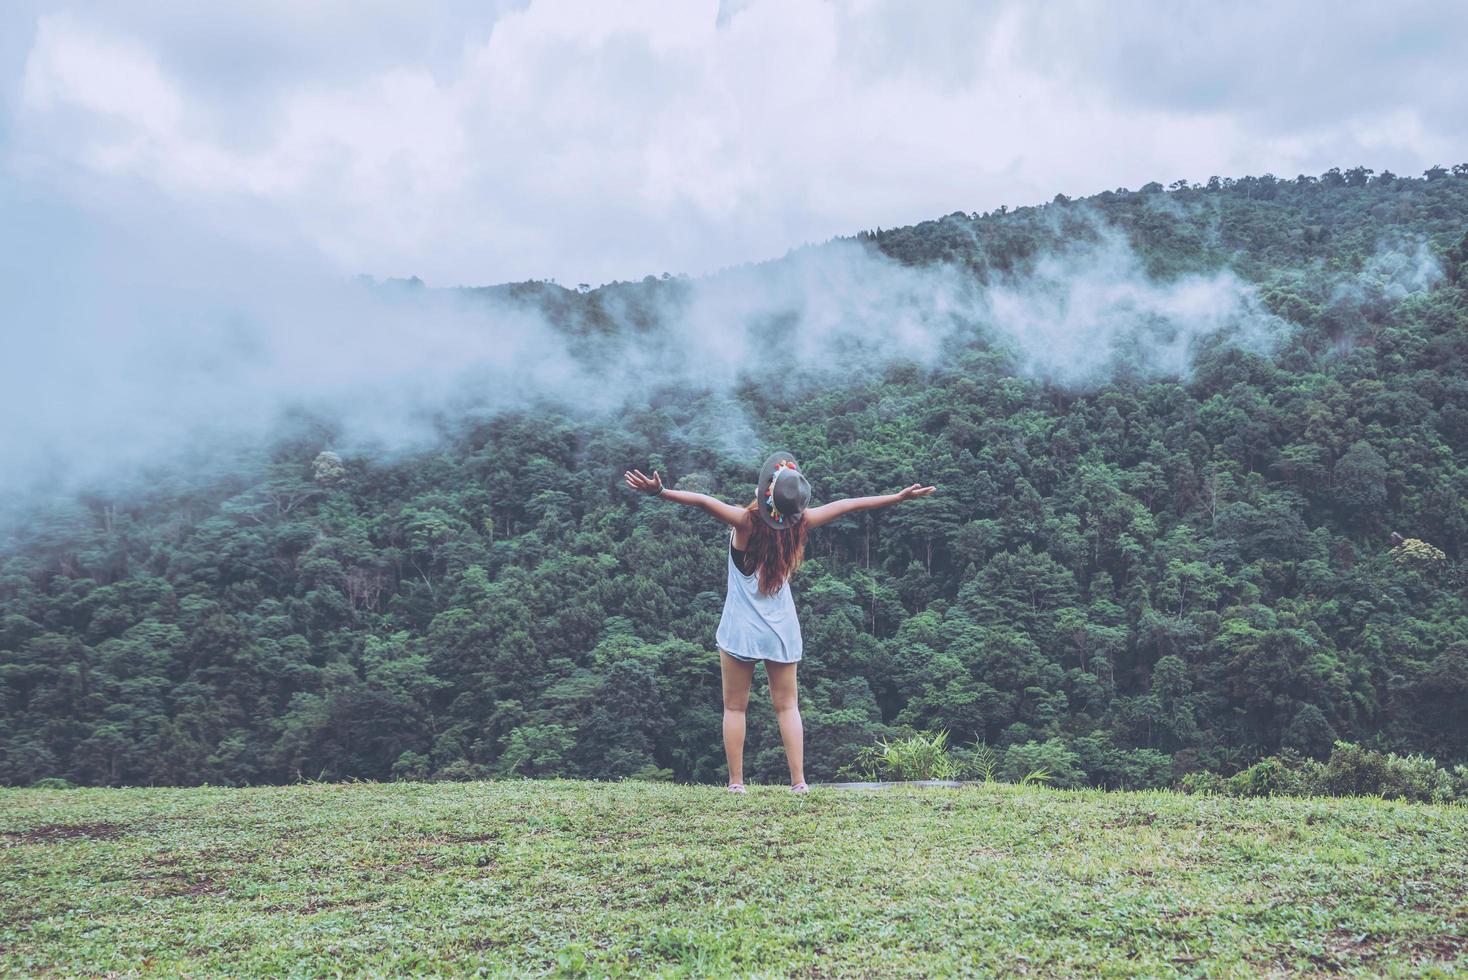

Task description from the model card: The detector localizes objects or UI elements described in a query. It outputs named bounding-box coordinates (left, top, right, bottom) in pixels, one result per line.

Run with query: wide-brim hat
left=756, top=450, right=811, bottom=530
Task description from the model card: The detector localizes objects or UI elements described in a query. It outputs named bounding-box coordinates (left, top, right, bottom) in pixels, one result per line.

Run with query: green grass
left=2, top=780, right=1465, bottom=977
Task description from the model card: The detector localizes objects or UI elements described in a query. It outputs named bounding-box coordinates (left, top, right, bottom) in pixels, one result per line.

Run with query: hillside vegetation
left=2, top=166, right=1467, bottom=788
left=2, top=780, right=1466, bottom=976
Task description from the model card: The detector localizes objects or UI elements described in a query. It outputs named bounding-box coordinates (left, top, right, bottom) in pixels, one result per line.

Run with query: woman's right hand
left=624, top=468, right=664, bottom=496
left=895, top=483, right=936, bottom=502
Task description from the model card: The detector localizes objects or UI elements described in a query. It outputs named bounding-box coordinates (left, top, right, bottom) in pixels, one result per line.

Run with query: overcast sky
left=2, top=0, right=1467, bottom=287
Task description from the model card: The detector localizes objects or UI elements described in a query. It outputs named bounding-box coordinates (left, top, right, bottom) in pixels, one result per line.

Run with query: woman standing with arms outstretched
left=625, top=452, right=935, bottom=793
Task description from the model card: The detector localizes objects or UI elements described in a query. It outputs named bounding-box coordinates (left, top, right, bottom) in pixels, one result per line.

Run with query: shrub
left=494, top=724, right=576, bottom=778
left=1320, top=742, right=1459, bottom=803
left=843, top=730, right=967, bottom=781
left=1322, top=741, right=1391, bottom=797
left=1227, top=757, right=1290, bottom=798
left=999, top=739, right=1084, bottom=789
left=626, top=764, right=675, bottom=782
left=1380, top=753, right=1455, bottom=803
left=1451, top=766, right=1468, bottom=800
left=1178, top=742, right=1466, bottom=804
left=391, top=750, right=431, bottom=782
left=1287, top=757, right=1328, bottom=797
left=1071, top=735, right=1171, bottom=790
left=1265, top=748, right=1328, bottom=797
left=1109, top=748, right=1174, bottom=790
left=951, top=741, right=999, bottom=782
left=1178, top=771, right=1225, bottom=795
left=1217, top=751, right=1324, bottom=798
left=433, top=759, right=491, bottom=782
left=29, top=776, right=74, bottom=789
left=1181, top=743, right=1463, bottom=804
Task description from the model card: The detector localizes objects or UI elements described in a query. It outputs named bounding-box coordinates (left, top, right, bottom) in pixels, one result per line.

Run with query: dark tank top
left=731, top=539, right=756, bottom=576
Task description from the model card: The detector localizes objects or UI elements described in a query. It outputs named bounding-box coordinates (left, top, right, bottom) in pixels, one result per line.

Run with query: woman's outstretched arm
left=803, top=483, right=936, bottom=529
left=624, top=468, right=751, bottom=528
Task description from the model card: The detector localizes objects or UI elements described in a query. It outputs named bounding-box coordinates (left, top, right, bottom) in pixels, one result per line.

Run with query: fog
left=1, top=193, right=1313, bottom=520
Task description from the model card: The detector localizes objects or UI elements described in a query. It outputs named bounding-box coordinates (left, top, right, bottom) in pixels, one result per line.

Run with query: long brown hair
left=743, top=502, right=808, bottom=596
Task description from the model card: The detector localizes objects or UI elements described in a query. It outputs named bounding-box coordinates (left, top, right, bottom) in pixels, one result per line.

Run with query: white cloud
left=5, top=0, right=1466, bottom=286
left=21, top=13, right=181, bottom=134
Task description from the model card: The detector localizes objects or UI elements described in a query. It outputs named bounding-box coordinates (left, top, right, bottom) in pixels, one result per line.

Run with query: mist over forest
left=1, top=191, right=1291, bottom=509
left=2, top=166, right=1466, bottom=789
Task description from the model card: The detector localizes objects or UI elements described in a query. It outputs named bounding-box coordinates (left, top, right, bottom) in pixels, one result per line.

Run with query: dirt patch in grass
left=1272, top=928, right=1468, bottom=973
left=302, top=896, right=373, bottom=914
left=1411, top=932, right=1468, bottom=960
left=177, top=877, right=222, bottom=897
left=1319, top=928, right=1391, bottom=968
left=1103, top=812, right=1158, bottom=828
left=440, top=831, right=501, bottom=843
left=2, top=821, right=129, bottom=844
left=259, top=895, right=374, bottom=915
left=134, top=854, right=230, bottom=897
left=470, top=935, right=513, bottom=951
left=379, top=852, right=444, bottom=876
left=135, top=871, right=226, bottom=898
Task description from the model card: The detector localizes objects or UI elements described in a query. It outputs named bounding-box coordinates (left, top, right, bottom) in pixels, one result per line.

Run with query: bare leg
left=720, top=650, right=755, bottom=786
left=766, top=660, right=805, bottom=786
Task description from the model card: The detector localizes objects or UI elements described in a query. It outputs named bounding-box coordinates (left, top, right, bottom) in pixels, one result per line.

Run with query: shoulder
left=730, top=509, right=755, bottom=546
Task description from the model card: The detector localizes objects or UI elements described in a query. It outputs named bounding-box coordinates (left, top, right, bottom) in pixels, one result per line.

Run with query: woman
left=624, top=451, right=935, bottom=793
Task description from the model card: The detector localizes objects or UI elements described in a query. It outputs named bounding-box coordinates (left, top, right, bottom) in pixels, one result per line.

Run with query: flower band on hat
left=765, top=459, right=800, bottom=524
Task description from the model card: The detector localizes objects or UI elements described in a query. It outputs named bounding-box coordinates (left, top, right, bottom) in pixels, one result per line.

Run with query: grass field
left=2, top=779, right=1465, bottom=977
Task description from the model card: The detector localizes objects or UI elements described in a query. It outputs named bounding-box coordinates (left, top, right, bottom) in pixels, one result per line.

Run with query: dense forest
left=3, top=165, right=1466, bottom=789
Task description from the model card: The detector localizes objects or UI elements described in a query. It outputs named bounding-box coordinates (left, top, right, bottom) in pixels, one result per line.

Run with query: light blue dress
left=715, top=529, right=802, bottom=663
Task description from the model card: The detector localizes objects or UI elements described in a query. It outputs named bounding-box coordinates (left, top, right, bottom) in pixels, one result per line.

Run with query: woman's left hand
left=624, top=468, right=664, bottom=496
left=896, top=483, right=936, bottom=501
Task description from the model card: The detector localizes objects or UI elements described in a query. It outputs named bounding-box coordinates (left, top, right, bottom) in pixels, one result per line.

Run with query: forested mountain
left=3, top=165, right=1467, bottom=788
